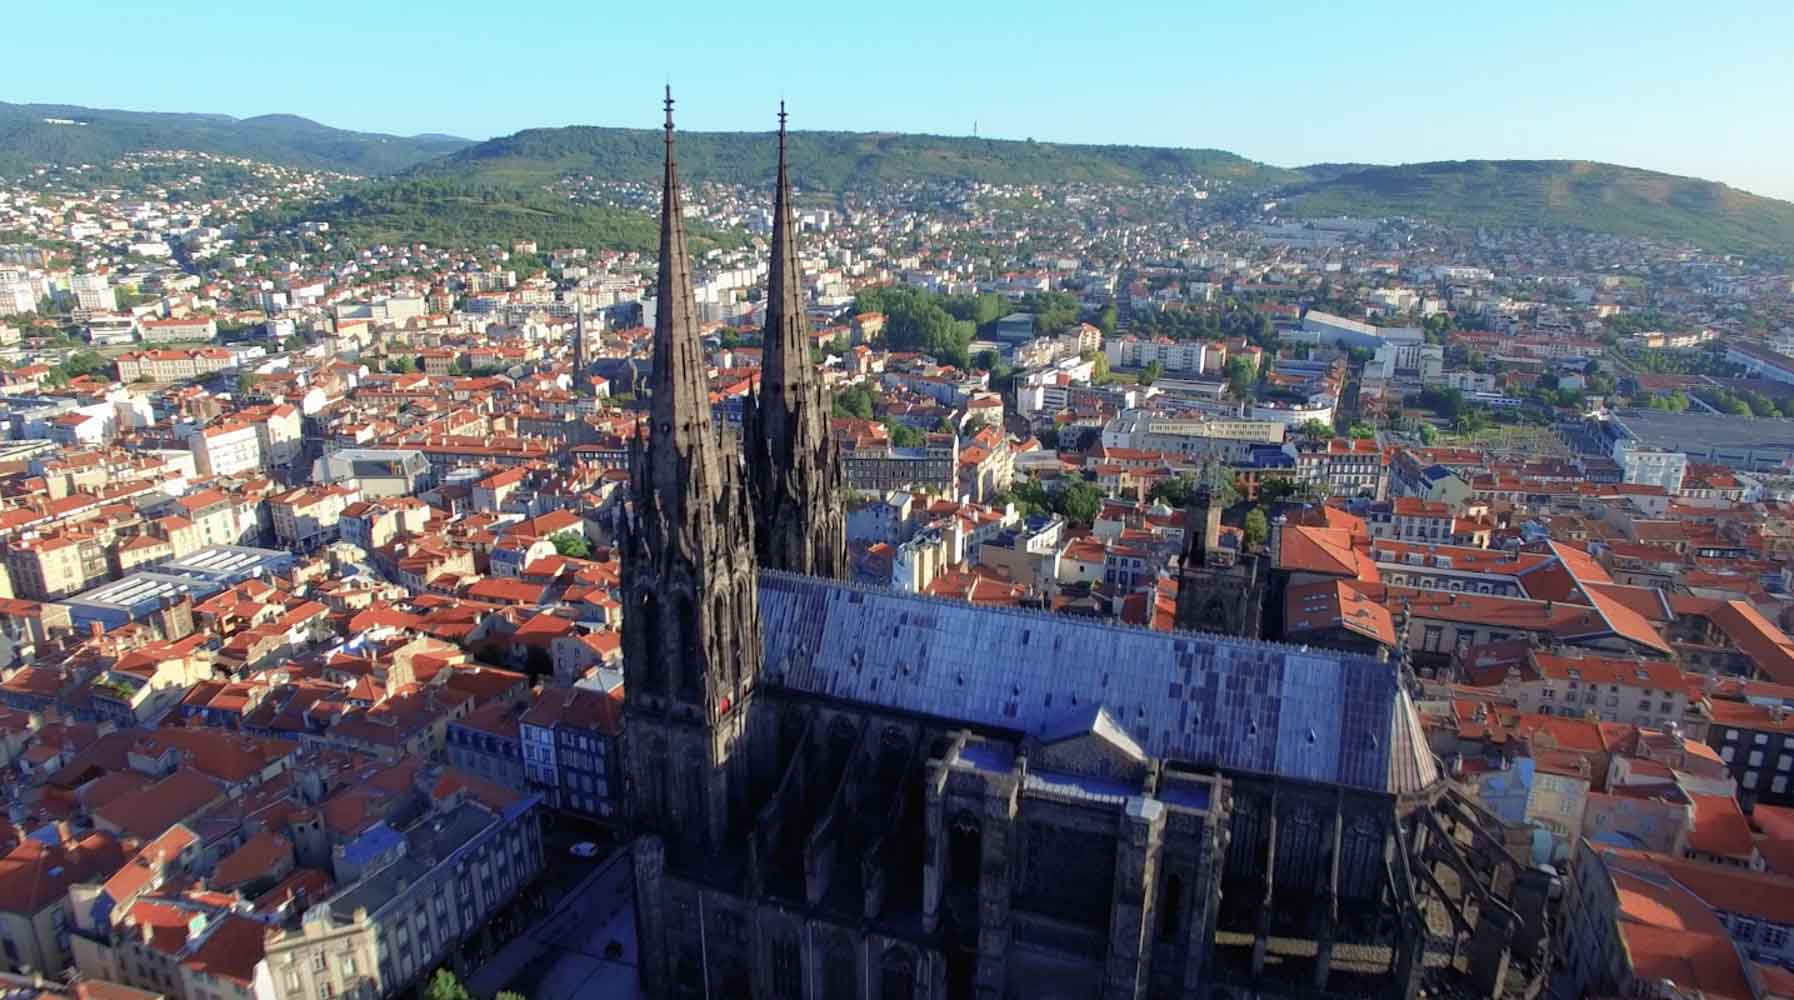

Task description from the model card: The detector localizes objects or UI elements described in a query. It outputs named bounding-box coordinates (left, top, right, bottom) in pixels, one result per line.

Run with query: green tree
left=1148, top=476, right=1194, bottom=509
left=832, top=383, right=877, bottom=420
left=853, top=285, right=974, bottom=367
left=385, top=355, right=417, bottom=374
left=1295, top=419, right=1334, bottom=440
left=1023, top=291, right=1080, bottom=336
left=1225, top=356, right=1257, bottom=397
left=425, top=970, right=471, bottom=1000
left=1096, top=304, right=1119, bottom=336
left=236, top=371, right=257, bottom=394
left=829, top=332, right=850, bottom=356
left=1139, top=361, right=1163, bottom=386
left=1417, top=423, right=1440, bottom=445
left=1647, top=391, right=1688, bottom=412
left=1243, top=508, right=1270, bottom=550
left=553, top=533, right=592, bottom=559
left=1057, top=481, right=1105, bottom=526
left=1347, top=423, right=1376, bottom=440
left=1085, top=350, right=1110, bottom=382
left=1004, top=480, right=1045, bottom=516
left=889, top=422, right=926, bottom=447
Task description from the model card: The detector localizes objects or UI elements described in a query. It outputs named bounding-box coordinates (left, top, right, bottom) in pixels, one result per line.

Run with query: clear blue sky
left=7, top=0, right=1792, bottom=200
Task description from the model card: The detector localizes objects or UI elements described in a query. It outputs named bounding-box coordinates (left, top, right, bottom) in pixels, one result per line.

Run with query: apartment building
left=139, top=316, right=217, bottom=344
left=3, top=533, right=109, bottom=601
left=519, top=685, right=624, bottom=821
left=238, top=404, right=304, bottom=470
left=188, top=422, right=263, bottom=478
left=115, top=348, right=237, bottom=383
left=260, top=787, right=543, bottom=1000
left=0, top=832, right=127, bottom=977
left=269, top=484, right=362, bottom=551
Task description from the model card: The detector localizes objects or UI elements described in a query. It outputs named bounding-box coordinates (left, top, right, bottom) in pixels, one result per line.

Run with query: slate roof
left=758, top=571, right=1438, bottom=795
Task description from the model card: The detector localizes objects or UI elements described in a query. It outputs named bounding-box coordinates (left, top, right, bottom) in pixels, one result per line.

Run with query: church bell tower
left=619, top=88, right=763, bottom=857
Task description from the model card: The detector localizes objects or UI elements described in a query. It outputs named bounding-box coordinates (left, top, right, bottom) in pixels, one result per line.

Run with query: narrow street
left=466, top=843, right=641, bottom=1000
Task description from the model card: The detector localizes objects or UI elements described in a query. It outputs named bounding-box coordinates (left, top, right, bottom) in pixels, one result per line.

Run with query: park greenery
left=1128, top=303, right=1276, bottom=344
left=1696, top=386, right=1794, bottom=419
left=852, top=286, right=977, bottom=368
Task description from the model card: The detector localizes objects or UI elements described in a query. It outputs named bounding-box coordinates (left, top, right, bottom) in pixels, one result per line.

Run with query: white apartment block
left=1105, top=336, right=1209, bottom=373
left=1613, top=440, right=1688, bottom=493
left=189, top=422, right=264, bottom=478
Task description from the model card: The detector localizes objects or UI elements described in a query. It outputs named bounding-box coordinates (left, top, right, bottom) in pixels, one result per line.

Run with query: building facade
left=615, top=97, right=1533, bottom=1000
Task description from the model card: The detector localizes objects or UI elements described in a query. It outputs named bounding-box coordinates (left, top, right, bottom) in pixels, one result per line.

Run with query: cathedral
left=620, top=91, right=1539, bottom=1000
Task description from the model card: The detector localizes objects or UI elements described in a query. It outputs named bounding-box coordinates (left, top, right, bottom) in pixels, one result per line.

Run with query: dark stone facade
left=742, top=104, right=848, bottom=581
left=620, top=95, right=1542, bottom=1000
left=1174, top=485, right=1265, bottom=640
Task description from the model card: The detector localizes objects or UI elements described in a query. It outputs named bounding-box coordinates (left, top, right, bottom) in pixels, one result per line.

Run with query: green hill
left=413, top=126, right=1299, bottom=191
left=264, top=178, right=740, bottom=254
left=10, top=100, right=1792, bottom=258
left=1282, top=160, right=1794, bottom=256
left=0, top=102, right=471, bottom=176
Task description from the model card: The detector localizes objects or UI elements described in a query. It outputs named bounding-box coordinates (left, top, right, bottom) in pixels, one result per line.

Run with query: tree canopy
left=832, top=382, right=878, bottom=420
left=553, top=533, right=591, bottom=559
left=853, top=286, right=975, bottom=368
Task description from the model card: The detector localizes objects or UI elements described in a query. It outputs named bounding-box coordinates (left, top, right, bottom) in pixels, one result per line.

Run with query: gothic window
left=1158, top=871, right=1185, bottom=941
left=879, top=947, right=917, bottom=1000
left=771, top=933, right=802, bottom=1000
left=638, top=592, right=661, bottom=693
left=1226, top=796, right=1263, bottom=879
left=1200, top=596, right=1231, bottom=633
left=949, top=812, right=982, bottom=894
left=649, top=736, right=671, bottom=824
left=1342, top=814, right=1385, bottom=900
left=1279, top=804, right=1326, bottom=893
left=684, top=749, right=707, bottom=840
left=678, top=595, right=701, bottom=701
left=712, top=592, right=730, bottom=685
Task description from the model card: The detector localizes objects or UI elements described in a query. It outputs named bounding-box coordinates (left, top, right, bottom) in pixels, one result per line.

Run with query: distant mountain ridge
left=0, top=102, right=472, bottom=176
left=408, top=125, right=1298, bottom=191
left=3, top=101, right=1791, bottom=257
left=419, top=127, right=1793, bottom=255
left=1279, top=159, right=1794, bottom=257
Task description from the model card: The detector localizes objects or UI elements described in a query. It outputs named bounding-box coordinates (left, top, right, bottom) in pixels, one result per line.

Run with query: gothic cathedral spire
left=572, top=307, right=588, bottom=397
left=744, top=102, right=848, bottom=579
left=621, top=88, right=762, bottom=854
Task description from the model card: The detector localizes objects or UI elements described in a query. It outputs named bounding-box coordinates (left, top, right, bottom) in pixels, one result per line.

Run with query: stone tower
left=1174, top=479, right=1264, bottom=638
left=742, top=103, right=848, bottom=579
left=572, top=308, right=589, bottom=397
left=620, top=88, right=763, bottom=858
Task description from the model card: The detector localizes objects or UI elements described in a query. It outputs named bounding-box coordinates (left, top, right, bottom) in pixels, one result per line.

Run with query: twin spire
left=646, top=89, right=848, bottom=581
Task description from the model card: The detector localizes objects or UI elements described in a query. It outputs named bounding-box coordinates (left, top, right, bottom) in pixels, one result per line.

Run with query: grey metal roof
left=758, top=572, right=1439, bottom=795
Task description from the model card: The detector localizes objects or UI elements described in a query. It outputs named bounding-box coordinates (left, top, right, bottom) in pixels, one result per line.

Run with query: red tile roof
left=1686, top=793, right=1756, bottom=861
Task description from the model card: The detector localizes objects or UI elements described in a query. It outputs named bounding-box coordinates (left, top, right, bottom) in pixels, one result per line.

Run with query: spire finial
left=663, top=86, right=675, bottom=141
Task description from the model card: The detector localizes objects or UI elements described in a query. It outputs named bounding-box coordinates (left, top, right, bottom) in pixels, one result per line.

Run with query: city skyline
left=5, top=0, right=1792, bottom=200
